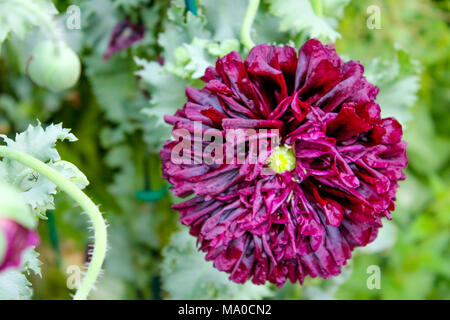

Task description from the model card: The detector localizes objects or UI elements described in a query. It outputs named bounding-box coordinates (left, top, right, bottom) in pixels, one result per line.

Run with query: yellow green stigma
left=267, top=145, right=296, bottom=174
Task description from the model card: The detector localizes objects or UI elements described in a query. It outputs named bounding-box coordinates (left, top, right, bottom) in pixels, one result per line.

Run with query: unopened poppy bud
left=27, top=40, right=81, bottom=92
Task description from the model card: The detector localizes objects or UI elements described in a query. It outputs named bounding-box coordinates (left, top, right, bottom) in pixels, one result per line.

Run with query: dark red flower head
left=160, top=39, right=408, bottom=286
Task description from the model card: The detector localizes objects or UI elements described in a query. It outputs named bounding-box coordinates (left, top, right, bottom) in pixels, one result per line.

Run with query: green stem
left=0, top=146, right=107, bottom=300
left=241, top=0, right=260, bottom=50
left=311, top=0, right=324, bottom=17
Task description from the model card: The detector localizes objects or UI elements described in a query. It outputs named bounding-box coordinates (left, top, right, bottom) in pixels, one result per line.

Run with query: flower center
left=267, top=145, right=296, bottom=174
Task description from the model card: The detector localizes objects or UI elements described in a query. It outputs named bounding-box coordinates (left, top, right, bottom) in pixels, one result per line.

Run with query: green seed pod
left=27, top=40, right=81, bottom=92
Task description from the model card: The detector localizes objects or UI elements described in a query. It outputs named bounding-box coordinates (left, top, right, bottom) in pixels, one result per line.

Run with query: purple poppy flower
left=160, top=39, right=408, bottom=286
left=103, top=19, right=145, bottom=60
left=0, top=218, right=39, bottom=272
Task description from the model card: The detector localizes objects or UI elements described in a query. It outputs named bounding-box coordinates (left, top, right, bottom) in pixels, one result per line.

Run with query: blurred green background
left=0, top=0, right=448, bottom=299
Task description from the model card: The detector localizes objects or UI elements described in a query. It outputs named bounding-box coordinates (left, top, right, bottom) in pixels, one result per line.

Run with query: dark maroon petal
left=104, top=19, right=145, bottom=60
left=327, top=106, right=371, bottom=141
left=245, top=44, right=294, bottom=107
left=0, top=218, right=39, bottom=272
left=160, top=39, right=407, bottom=287
left=295, top=39, right=342, bottom=91
left=371, top=118, right=403, bottom=145
left=275, top=46, right=298, bottom=93
left=315, top=61, right=366, bottom=112
left=215, top=52, right=263, bottom=117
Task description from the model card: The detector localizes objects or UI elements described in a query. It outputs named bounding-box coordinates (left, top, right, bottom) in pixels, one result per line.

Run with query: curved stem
left=0, top=146, right=107, bottom=300
left=241, top=0, right=260, bottom=50
left=311, top=0, right=324, bottom=17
